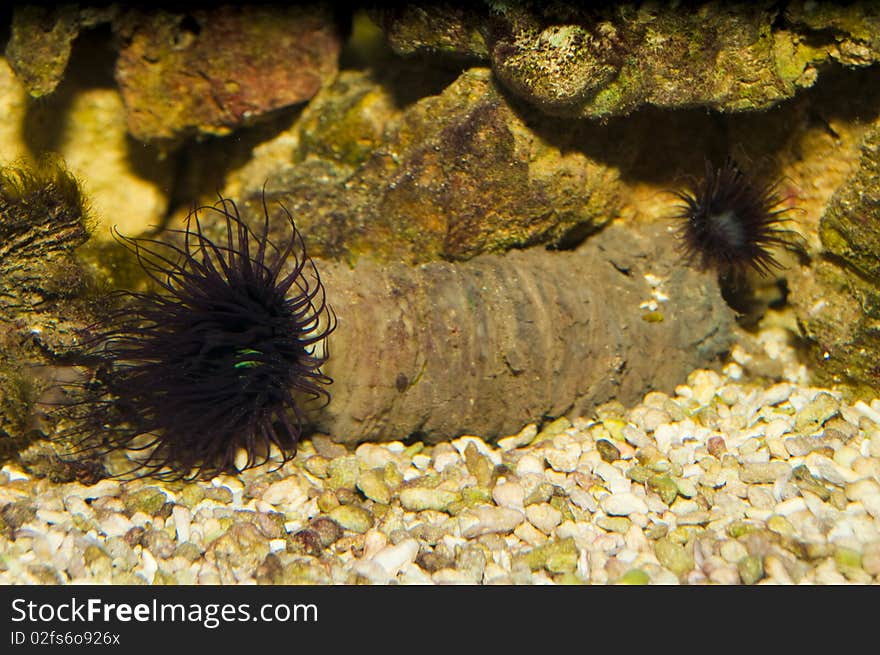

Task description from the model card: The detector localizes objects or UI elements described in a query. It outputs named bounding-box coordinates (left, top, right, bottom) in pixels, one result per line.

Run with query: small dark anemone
left=672, top=157, right=803, bottom=276
left=67, top=194, right=335, bottom=480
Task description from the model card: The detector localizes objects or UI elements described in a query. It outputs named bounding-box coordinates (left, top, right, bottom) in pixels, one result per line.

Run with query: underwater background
left=0, top=2, right=879, bottom=584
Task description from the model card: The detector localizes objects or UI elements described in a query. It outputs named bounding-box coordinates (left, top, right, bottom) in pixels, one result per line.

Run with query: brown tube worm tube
left=313, top=220, right=735, bottom=443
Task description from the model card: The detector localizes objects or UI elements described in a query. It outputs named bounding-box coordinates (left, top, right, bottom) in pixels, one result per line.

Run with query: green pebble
left=204, top=486, right=233, bottom=504
left=383, top=462, right=403, bottom=489
left=737, top=555, right=765, bottom=585
left=596, top=439, right=621, bottom=462
left=123, top=488, right=167, bottom=516
left=523, top=481, right=554, bottom=506
left=356, top=468, right=392, bottom=505
left=794, top=392, right=839, bottom=433
left=464, top=443, right=493, bottom=488
left=766, top=514, right=795, bottom=538
left=179, top=485, right=206, bottom=508
left=328, top=505, right=374, bottom=534
left=649, top=474, right=679, bottom=505
left=327, top=456, right=360, bottom=490
left=727, top=520, right=761, bottom=538
left=616, top=569, right=650, bottom=585
left=834, top=546, right=862, bottom=570
left=537, top=417, right=572, bottom=440
left=626, top=465, right=653, bottom=484
left=596, top=516, right=632, bottom=534
left=519, top=537, right=579, bottom=573
left=654, top=537, right=694, bottom=578
left=303, top=455, right=329, bottom=478
left=399, top=487, right=459, bottom=512
left=602, top=419, right=627, bottom=441
left=645, top=523, right=668, bottom=540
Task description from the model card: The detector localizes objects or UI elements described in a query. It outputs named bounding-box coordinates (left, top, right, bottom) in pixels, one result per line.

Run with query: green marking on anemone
left=234, top=348, right=263, bottom=369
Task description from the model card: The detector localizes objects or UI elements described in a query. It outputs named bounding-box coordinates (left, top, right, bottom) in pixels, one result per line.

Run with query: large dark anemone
left=70, top=195, right=335, bottom=480
left=672, top=157, right=802, bottom=276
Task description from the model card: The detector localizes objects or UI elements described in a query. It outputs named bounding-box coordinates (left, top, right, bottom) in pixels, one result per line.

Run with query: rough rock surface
left=4, top=5, right=82, bottom=98
left=372, top=2, right=880, bottom=120
left=792, top=124, right=880, bottom=399
left=228, top=67, right=623, bottom=264
left=114, top=5, right=343, bottom=142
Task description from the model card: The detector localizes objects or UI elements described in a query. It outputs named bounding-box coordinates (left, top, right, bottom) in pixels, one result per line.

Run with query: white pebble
left=526, top=503, right=562, bottom=535
left=853, top=400, right=880, bottom=425
left=372, top=539, right=419, bottom=577
left=862, top=493, right=880, bottom=520
left=136, top=548, right=157, bottom=584
left=492, top=481, right=525, bottom=510
left=261, top=477, right=308, bottom=507
left=515, top=454, right=544, bottom=476
left=172, top=505, right=191, bottom=543
left=268, top=539, right=287, bottom=553
left=433, top=450, right=461, bottom=472
left=355, top=443, right=396, bottom=469
left=654, top=423, right=680, bottom=452
left=569, top=488, right=598, bottom=513
left=805, top=453, right=860, bottom=486
left=459, top=507, right=524, bottom=538
left=600, top=493, right=648, bottom=516
left=545, top=444, right=580, bottom=473
left=451, top=436, right=501, bottom=465
left=99, top=513, right=133, bottom=538
left=497, top=424, right=538, bottom=451
left=594, top=462, right=630, bottom=494
left=412, top=454, right=432, bottom=470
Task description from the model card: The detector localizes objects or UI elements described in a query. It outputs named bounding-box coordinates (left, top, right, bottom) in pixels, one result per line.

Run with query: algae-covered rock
left=0, top=159, right=95, bottom=471
left=792, top=124, right=880, bottom=397
left=114, top=4, right=343, bottom=142
left=373, top=2, right=880, bottom=120
left=230, top=67, right=622, bottom=264
left=4, top=5, right=82, bottom=98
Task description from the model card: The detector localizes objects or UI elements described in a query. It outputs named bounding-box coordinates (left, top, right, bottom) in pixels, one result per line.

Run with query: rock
left=207, top=522, right=271, bottom=576
left=794, top=392, right=841, bottom=433
left=309, top=517, right=343, bottom=547
left=739, top=462, right=791, bottom=484
left=120, top=487, right=166, bottom=516
left=326, top=456, right=360, bottom=490
left=707, top=436, right=727, bottom=458
left=545, top=444, right=581, bottom=473
left=230, top=66, right=622, bottom=264
left=601, top=492, right=649, bottom=516
left=459, top=506, right=524, bottom=538
left=4, top=5, right=82, bottom=97
left=399, top=487, right=459, bottom=512
left=596, top=439, right=621, bottom=463
left=463, top=442, right=494, bottom=487
left=497, top=424, right=538, bottom=451
left=596, top=516, right=632, bottom=534
left=261, top=476, right=308, bottom=508
left=115, top=5, right=342, bottom=142
left=737, top=555, right=765, bottom=585
left=371, top=539, right=419, bottom=578
left=356, top=468, right=392, bottom=505
left=804, top=453, right=860, bottom=486
left=792, top=124, right=880, bottom=398
left=525, top=503, right=563, bottom=535
left=327, top=505, right=374, bottom=534
left=654, top=537, right=694, bottom=579
left=648, top=475, right=679, bottom=506
left=517, top=537, right=579, bottom=573
left=492, top=481, right=525, bottom=511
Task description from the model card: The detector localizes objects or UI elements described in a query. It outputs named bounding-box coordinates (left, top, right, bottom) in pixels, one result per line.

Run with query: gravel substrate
left=2, top=319, right=879, bottom=585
